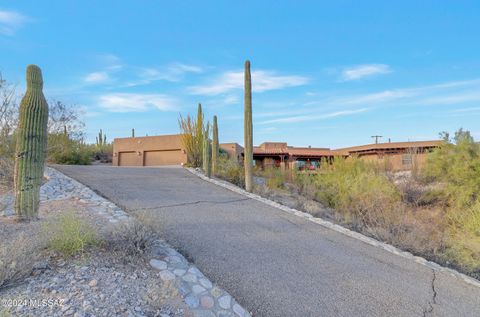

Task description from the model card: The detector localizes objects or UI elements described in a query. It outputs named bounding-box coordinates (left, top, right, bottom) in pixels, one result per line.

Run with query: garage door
left=118, top=151, right=137, bottom=166
left=144, top=150, right=183, bottom=166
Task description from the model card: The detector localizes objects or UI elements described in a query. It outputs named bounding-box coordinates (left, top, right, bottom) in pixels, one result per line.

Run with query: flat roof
left=335, top=140, right=443, bottom=154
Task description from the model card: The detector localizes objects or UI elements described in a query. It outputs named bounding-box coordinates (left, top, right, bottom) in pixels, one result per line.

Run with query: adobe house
left=113, top=134, right=441, bottom=171
left=222, top=140, right=442, bottom=171
left=113, top=134, right=187, bottom=166
left=336, top=140, right=442, bottom=171
left=219, top=143, right=244, bottom=162
left=252, top=142, right=336, bottom=170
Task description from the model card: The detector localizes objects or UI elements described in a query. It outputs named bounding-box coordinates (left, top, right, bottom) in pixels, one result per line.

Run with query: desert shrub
left=422, top=129, right=480, bottom=208
left=0, top=74, right=17, bottom=191
left=294, top=157, right=403, bottom=236
left=91, top=143, right=113, bottom=163
left=0, top=232, right=43, bottom=289
left=317, top=159, right=400, bottom=221
left=0, top=135, right=15, bottom=191
left=44, top=211, right=99, bottom=256
left=215, top=156, right=245, bottom=187
left=261, top=167, right=286, bottom=190
left=419, top=129, right=480, bottom=275
left=47, top=133, right=92, bottom=165
left=108, top=217, right=156, bottom=255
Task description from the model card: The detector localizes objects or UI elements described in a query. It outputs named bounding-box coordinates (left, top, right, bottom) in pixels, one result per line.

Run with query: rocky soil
left=0, top=168, right=251, bottom=317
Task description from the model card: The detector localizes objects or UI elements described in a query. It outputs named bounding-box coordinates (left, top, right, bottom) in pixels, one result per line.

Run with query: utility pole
left=371, top=135, right=383, bottom=144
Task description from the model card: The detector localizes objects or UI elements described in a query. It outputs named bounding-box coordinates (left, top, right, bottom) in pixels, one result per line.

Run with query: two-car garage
left=113, top=134, right=188, bottom=167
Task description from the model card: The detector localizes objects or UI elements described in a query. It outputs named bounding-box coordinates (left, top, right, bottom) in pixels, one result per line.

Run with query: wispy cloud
left=84, top=71, right=109, bottom=83
left=340, top=64, right=391, bottom=81
left=124, top=63, right=204, bottom=87
left=99, top=93, right=176, bottom=112
left=257, top=78, right=480, bottom=125
left=0, top=9, right=29, bottom=35
left=189, top=70, right=309, bottom=95
left=260, top=108, right=370, bottom=124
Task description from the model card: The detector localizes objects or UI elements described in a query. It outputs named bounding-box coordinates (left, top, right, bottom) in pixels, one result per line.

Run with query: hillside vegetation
left=258, top=129, right=480, bottom=279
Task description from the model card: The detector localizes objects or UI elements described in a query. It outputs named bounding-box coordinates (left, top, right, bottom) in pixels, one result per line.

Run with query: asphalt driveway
left=54, top=165, right=480, bottom=317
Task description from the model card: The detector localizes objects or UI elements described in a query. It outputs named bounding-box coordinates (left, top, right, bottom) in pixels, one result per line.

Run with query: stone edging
left=43, top=167, right=252, bottom=317
left=186, top=167, right=480, bottom=290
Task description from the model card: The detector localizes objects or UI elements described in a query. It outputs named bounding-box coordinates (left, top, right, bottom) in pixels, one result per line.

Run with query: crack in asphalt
left=129, top=197, right=252, bottom=211
left=422, top=270, right=438, bottom=317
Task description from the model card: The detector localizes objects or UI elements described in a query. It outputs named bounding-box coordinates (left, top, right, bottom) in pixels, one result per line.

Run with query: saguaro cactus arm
left=244, top=60, right=253, bottom=192
left=14, top=65, right=49, bottom=220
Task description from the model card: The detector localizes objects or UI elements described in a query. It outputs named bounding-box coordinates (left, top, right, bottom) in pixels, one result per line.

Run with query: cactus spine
left=203, top=124, right=211, bottom=178
left=244, top=60, right=253, bottom=192
left=14, top=65, right=49, bottom=220
left=211, top=115, right=219, bottom=175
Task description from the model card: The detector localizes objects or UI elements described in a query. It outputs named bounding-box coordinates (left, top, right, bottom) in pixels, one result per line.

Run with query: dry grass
left=106, top=211, right=160, bottom=256
left=0, top=200, right=103, bottom=289
left=0, top=230, right=44, bottom=289
left=43, top=210, right=100, bottom=257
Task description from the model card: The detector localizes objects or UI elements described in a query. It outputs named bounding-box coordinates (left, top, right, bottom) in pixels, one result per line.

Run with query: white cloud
left=99, top=93, right=176, bottom=112
left=188, top=70, right=309, bottom=95
left=0, top=10, right=29, bottom=35
left=125, top=63, right=204, bottom=87
left=171, top=63, right=203, bottom=74
left=84, top=71, right=109, bottom=83
left=260, top=108, right=370, bottom=124
left=340, top=64, right=391, bottom=81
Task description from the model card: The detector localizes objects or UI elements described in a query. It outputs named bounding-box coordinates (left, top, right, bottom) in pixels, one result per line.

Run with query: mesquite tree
left=14, top=65, right=49, bottom=220
left=244, top=60, right=253, bottom=192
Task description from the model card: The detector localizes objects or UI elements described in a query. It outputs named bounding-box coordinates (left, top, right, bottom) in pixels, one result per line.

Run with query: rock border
left=187, top=167, right=480, bottom=290
left=20, top=167, right=252, bottom=317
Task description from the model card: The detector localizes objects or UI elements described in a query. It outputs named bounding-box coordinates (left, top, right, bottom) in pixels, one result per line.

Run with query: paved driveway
left=54, top=165, right=480, bottom=317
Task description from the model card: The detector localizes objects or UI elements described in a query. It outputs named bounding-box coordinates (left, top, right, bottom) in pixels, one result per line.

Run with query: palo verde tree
left=178, top=103, right=205, bottom=167
left=14, top=65, right=49, bottom=220
left=244, top=60, right=253, bottom=192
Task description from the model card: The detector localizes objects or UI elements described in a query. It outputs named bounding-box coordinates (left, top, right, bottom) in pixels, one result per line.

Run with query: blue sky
left=1, top=1, right=480, bottom=148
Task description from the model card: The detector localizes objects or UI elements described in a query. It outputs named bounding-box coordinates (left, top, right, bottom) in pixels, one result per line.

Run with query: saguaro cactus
left=14, top=65, right=49, bottom=220
left=244, top=60, right=253, bottom=192
left=203, top=124, right=211, bottom=178
left=196, top=103, right=204, bottom=167
left=96, top=129, right=107, bottom=146
left=212, top=115, right=219, bottom=175
left=132, top=128, right=135, bottom=138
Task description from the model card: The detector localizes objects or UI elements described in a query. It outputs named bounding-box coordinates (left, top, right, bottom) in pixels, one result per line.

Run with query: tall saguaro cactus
left=96, top=129, right=106, bottom=146
left=203, top=124, right=211, bottom=178
left=212, top=115, right=219, bottom=175
left=14, top=65, right=49, bottom=220
left=244, top=60, right=253, bottom=192
left=196, top=103, right=204, bottom=167
left=132, top=128, right=135, bottom=138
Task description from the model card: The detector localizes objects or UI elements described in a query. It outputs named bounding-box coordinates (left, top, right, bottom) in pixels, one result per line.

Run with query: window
left=402, top=154, right=412, bottom=165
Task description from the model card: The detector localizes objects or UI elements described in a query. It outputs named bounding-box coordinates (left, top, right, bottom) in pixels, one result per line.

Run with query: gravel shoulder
left=0, top=167, right=250, bottom=317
